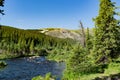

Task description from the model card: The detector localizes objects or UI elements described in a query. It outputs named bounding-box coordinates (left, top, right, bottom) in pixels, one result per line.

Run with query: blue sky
left=1, top=0, right=120, bottom=29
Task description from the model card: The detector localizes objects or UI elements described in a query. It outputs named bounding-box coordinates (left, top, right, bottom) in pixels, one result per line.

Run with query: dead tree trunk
left=79, top=21, right=86, bottom=47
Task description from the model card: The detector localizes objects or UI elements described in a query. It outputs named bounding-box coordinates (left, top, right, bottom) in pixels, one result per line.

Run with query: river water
left=0, top=57, right=65, bottom=80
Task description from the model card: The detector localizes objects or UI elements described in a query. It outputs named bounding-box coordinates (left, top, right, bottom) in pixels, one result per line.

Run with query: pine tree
left=86, top=27, right=92, bottom=53
left=30, top=40, right=34, bottom=54
left=93, top=0, right=120, bottom=63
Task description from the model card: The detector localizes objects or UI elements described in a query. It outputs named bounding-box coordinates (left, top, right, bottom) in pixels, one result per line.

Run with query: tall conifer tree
left=93, top=0, right=120, bottom=63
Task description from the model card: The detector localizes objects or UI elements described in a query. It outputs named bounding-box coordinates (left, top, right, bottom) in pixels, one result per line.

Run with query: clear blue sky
left=1, top=0, right=120, bottom=29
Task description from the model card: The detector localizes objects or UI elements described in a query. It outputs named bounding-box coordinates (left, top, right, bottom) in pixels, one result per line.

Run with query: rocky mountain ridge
left=40, top=28, right=82, bottom=42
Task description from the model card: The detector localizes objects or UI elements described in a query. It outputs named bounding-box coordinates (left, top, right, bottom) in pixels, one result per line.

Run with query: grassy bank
left=32, top=73, right=55, bottom=80
left=47, top=49, right=70, bottom=62
left=62, top=61, right=120, bottom=80
left=0, top=52, right=39, bottom=60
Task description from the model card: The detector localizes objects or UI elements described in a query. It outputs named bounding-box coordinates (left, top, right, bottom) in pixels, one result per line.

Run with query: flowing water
left=0, top=57, right=65, bottom=80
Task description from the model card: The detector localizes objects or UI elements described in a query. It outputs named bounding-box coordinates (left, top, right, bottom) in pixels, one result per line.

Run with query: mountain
left=27, top=28, right=91, bottom=44
left=32, top=28, right=82, bottom=42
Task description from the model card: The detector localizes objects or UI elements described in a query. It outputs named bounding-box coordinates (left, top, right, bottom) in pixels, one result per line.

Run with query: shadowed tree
left=0, top=0, right=5, bottom=42
left=0, top=0, right=5, bottom=15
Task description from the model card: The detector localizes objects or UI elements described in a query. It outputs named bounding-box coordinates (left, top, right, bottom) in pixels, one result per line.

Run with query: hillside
left=28, top=28, right=84, bottom=42
left=44, top=28, right=81, bottom=41
left=28, top=28, right=94, bottom=45
left=0, top=26, right=75, bottom=57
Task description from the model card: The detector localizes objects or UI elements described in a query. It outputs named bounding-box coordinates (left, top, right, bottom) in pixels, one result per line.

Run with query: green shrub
left=65, top=44, right=108, bottom=77
left=66, top=45, right=94, bottom=74
left=32, top=73, right=55, bottom=80
left=0, top=61, right=7, bottom=68
left=38, top=48, right=48, bottom=56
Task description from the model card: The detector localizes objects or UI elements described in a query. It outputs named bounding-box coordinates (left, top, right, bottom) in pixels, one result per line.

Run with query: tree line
left=0, top=26, right=75, bottom=56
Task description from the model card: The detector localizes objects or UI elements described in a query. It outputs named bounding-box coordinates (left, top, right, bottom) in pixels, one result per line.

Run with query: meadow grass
left=63, top=62, right=120, bottom=80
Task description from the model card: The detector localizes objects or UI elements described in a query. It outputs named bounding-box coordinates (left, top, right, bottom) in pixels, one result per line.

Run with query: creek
left=0, top=56, right=65, bottom=80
